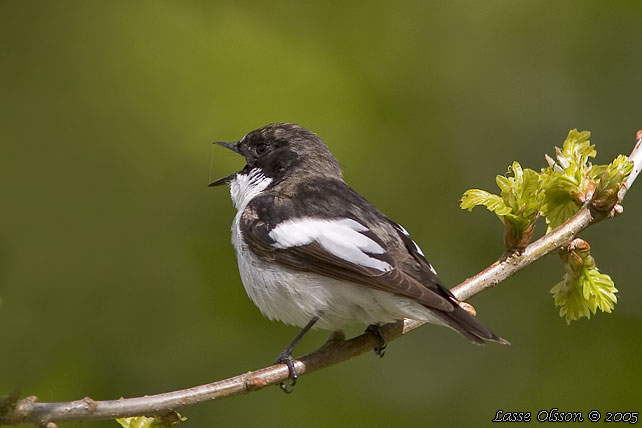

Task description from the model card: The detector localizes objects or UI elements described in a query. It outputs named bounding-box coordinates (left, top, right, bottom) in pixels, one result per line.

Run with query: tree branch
left=3, top=132, right=641, bottom=428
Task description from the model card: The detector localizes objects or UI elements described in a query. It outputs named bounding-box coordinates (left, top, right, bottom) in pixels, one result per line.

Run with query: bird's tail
left=434, top=303, right=509, bottom=345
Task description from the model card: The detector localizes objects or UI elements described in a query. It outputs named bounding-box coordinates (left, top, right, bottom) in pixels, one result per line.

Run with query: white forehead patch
left=268, top=218, right=392, bottom=272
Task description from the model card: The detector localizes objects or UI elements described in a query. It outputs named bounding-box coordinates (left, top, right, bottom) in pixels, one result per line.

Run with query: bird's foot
left=365, top=324, right=387, bottom=358
left=272, top=316, right=320, bottom=393
left=274, top=352, right=298, bottom=394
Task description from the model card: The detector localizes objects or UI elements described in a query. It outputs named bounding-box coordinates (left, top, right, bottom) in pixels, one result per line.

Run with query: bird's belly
left=236, top=252, right=399, bottom=329
left=232, top=218, right=439, bottom=330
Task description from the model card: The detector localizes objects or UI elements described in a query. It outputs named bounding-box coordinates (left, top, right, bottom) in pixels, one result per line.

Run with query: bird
left=209, top=123, right=507, bottom=392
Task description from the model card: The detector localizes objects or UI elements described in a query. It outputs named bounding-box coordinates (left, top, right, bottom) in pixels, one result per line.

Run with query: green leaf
left=559, top=129, right=596, bottom=168
left=550, top=240, right=618, bottom=323
left=592, top=154, right=634, bottom=211
left=521, top=168, right=542, bottom=201
left=460, top=189, right=511, bottom=217
left=551, top=272, right=591, bottom=324
left=116, top=416, right=164, bottom=428
left=495, top=174, right=512, bottom=194
left=462, top=162, right=544, bottom=249
left=541, top=190, right=579, bottom=232
left=540, top=129, right=599, bottom=232
left=581, top=267, right=617, bottom=314
left=116, top=413, right=186, bottom=428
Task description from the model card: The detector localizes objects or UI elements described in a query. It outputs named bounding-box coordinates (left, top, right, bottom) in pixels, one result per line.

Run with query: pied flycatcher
left=210, top=123, right=506, bottom=392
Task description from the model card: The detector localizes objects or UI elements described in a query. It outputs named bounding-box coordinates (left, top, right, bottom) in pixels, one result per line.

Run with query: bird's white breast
left=230, top=168, right=272, bottom=210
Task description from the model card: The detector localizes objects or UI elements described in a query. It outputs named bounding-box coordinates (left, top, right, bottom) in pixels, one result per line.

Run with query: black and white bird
left=210, top=123, right=506, bottom=392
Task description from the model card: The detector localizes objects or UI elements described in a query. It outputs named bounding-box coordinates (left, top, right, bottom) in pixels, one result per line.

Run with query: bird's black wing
left=239, top=181, right=456, bottom=312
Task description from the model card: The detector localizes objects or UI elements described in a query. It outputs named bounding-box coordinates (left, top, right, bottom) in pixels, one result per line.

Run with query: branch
left=3, top=132, right=642, bottom=428
left=623, top=130, right=642, bottom=193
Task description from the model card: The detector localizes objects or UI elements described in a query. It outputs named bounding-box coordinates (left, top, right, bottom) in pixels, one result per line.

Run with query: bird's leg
left=274, top=316, right=319, bottom=393
left=365, top=323, right=387, bottom=358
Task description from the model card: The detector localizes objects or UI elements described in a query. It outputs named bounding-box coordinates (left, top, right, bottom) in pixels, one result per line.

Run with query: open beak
left=208, top=172, right=237, bottom=187
left=214, top=141, right=240, bottom=154
left=209, top=141, right=241, bottom=187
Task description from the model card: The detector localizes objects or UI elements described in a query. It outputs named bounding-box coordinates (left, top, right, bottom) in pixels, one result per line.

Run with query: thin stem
left=623, top=130, right=642, bottom=195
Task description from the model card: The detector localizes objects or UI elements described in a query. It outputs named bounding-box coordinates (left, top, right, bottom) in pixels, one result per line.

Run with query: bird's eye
left=255, top=142, right=268, bottom=155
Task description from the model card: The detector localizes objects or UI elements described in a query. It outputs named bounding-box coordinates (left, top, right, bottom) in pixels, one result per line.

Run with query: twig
left=622, top=130, right=642, bottom=194
left=3, top=132, right=641, bottom=428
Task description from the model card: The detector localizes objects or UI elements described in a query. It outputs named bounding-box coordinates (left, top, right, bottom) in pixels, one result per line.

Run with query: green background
left=2, top=1, right=641, bottom=427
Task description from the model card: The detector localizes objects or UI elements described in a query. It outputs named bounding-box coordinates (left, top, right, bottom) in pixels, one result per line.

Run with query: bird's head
left=209, top=123, right=342, bottom=187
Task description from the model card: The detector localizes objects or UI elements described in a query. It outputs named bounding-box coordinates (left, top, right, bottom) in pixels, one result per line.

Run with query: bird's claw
left=275, top=353, right=298, bottom=393
left=365, top=324, right=387, bottom=358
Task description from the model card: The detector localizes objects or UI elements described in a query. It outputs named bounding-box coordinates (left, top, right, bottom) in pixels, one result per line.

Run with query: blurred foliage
left=461, top=130, right=630, bottom=322
left=2, top=1, right=642, bottom=428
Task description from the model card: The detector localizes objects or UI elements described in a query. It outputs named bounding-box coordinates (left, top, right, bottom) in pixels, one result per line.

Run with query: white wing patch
left=268, top=218, right=392, bottom=272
